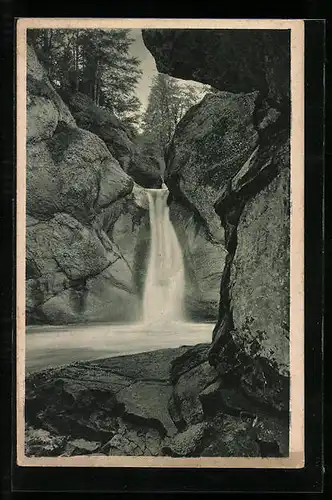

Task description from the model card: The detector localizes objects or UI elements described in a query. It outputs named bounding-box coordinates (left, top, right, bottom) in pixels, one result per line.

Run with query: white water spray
left=143, top=184, right=185, bottom=324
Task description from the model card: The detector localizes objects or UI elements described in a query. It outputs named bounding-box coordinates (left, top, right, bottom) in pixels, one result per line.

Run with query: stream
left=26, top=321, right=214, bottom=374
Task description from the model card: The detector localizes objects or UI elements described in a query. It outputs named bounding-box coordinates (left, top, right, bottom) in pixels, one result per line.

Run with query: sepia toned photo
left=16, top=18, right=305, bottom=468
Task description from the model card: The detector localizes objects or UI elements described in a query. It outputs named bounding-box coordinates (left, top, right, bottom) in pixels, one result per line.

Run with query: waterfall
left=143, top=185, right=185, bottom=324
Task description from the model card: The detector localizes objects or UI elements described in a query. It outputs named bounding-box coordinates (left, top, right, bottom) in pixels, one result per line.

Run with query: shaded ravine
left=24, top=31, right=291, bottom=459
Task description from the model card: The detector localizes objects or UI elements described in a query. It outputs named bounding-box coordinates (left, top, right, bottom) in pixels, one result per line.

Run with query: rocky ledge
left=25, top=344, right=288, bottom=458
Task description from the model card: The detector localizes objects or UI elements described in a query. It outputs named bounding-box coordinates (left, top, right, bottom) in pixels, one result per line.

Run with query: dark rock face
left=25, top=345, right=288, bottom=458
left=142, top=29, right=290, bottom=106
left=143, top=29, right=290, bottom=411
left=64, top=92, right=162, bottom=188
left=26, top=45, right=142, bottom=324
left=211, top=126, right=290, bottom=394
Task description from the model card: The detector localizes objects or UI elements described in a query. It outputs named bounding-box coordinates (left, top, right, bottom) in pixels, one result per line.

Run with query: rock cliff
left=26, top=45, right=144, bottom=324
left=143, top=29, right=291, bottom=410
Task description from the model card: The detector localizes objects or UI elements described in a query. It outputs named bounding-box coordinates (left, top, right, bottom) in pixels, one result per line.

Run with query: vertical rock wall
left=143, top=28, right=291, bottom=410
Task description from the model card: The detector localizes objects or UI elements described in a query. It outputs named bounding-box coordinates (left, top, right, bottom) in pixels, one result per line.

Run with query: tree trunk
left=93, top=61, right=99, bottom=104
left=75, top=32, right=79, bottom=91
left=96, top=80, right=100, bottom=106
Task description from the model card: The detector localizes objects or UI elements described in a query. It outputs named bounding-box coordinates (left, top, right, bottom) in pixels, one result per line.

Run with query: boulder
left=102, top=420, right=163, bottom=457
left=170, top=343, right=211, bottom=383
left=26, top=213, right=140, bottom=323
left=162, top=422, right=210, bottom=457
left=174, top=361, right=219, bottom=426
left=27, top=124, right=133, bottom=223
left=166, top=91, right=259, bottom=243
left=27, top=213, right=117, bottom=281
left=200, top=411, right=288, bottom=458
left=64, top=92, right=162, bottom=188
left=200, top=414, right=259, bottom=457
left=81, top=261, right=139, bottom=323
left=169, top=344, right=219, bottom=426
left=96, top=345, right=188, bottom=382
left=25, top=366, right=125, bottom=441
left=116, top=381, right=177, bottom=437
left=25, top=426, right=67, bottom=457
left=25, top=347, right=191, bottom=449
left=63, top=438, right=101, bottom=456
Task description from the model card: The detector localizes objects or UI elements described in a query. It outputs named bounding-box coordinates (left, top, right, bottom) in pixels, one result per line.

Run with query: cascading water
left=143, top=184, right=185, bottom=324
left=27, top=183, right=214, bottom=372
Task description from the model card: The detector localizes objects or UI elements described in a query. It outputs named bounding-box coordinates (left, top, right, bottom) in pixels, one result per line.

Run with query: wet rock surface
left=25, top=344, right=288, bottom=458
left=169, top=202, right=226, bottom=321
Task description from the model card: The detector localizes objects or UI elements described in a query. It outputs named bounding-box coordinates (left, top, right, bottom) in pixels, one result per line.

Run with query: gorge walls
left=24, top=29, right=293, bottom=459
left=143, top=28, right=291, bottom=409
left=26, top=44, right=225, bottom=325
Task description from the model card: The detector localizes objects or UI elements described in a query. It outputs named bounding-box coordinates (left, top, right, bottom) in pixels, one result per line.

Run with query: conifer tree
left=140, top=73, right=205, bottom=158
left=27, top=28, right=142, bottom=130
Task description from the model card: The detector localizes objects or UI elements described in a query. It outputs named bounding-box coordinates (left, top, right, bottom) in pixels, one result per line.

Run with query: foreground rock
left=25, top=345, right=289, bottom=458
left=26, top=212, right=138, bottom=323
